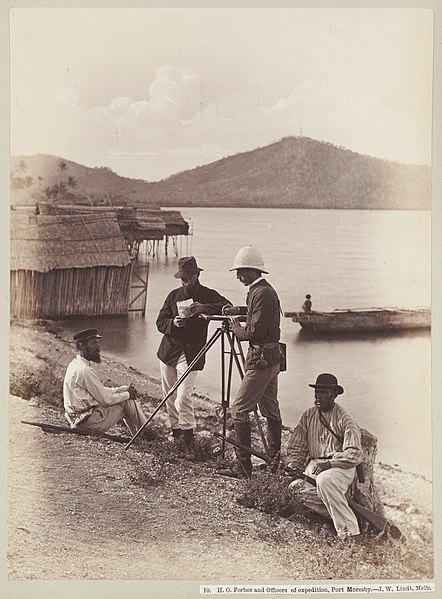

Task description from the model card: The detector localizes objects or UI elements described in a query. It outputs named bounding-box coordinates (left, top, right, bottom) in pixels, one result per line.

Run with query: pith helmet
left=230, top=245, right=268, bottom=273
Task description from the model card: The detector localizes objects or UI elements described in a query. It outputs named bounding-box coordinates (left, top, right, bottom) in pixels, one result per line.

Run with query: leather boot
left=141, top=427, right=158, bottom=441
left=182, top=429, right=196, bottom=461
left=218, top=421, right=252, bottom=479
left=266, top=418, right=282, bottom=471
left=167, top=428, right=182, bottom=442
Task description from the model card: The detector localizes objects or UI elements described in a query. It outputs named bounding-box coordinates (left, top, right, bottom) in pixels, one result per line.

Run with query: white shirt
left=63, top=355, right=130, bottom=416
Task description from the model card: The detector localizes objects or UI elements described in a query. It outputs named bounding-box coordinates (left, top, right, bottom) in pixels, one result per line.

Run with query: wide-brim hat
left=174, top=256, right=203, bottom=279
left=308, top=372, right=344, bottom=395
left=73, top=328, right=102, bottom=343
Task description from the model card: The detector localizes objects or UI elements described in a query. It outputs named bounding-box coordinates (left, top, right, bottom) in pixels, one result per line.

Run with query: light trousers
left=82, top=399, right=148, bottom=436
left=160, top=354, right=198, bottom=430
left=290, top=460, right=360, bottom=538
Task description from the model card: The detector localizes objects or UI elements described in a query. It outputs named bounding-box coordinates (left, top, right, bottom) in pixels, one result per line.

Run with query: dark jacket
left=156, top=281, right=231, bottom=371
left=232, top=279, right=281, bottom=370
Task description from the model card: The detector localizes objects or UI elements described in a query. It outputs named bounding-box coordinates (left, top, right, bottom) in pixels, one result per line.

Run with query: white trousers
left=160, top=354, right=198, bottom=430
left=290, top=460, right=360, bottom=538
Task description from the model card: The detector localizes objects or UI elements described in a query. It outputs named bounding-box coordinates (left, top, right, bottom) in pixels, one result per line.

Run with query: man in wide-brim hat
left=285, top=372, right=364, bottom=539
left=156, top=256, right=231, bottom=460
left=63, top=328, right=154, bottom=438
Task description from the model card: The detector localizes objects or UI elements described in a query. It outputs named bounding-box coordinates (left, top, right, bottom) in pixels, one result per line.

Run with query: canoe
left=283, top=307, right=431, bottom=334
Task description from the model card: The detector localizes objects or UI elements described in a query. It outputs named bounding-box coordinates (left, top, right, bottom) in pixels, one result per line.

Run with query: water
left=60, top=208, right=432, bottom=478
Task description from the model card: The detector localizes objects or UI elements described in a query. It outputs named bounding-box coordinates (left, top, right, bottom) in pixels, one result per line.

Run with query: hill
left=10, top=136, right=431, bottom=210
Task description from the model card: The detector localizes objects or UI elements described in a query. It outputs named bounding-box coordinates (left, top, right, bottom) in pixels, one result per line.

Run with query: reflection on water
left=295, top=327, right=431, bottom=344
left=58, top=208, right=431, bottom=479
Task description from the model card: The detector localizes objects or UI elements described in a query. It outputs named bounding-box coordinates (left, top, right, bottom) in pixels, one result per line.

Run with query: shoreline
left=7, top=318, right=433, bottom=580
left=104, top=347, right=432, bottom=483
left=10, top=317, right=431, bottom=481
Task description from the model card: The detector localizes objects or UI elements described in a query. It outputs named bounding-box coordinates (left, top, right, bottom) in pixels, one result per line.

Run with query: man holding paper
left=156, top=256, right=231, bottom=459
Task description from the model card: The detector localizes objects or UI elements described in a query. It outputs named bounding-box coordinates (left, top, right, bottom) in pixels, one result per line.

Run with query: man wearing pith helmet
left=220, top=245, right=283, bottom=478
left=285, top=373, right=364, bottom=539
left=63, top=328, right=153, bottom=437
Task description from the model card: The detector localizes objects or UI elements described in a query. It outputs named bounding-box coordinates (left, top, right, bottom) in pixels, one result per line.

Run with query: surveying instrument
left=124, top=314, right=268, bottom=453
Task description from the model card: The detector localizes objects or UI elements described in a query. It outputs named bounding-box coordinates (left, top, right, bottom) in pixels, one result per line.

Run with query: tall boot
left=266, top=418, right=282, bottom=471
left=218, top=420, right=252, bottom=479
left=182, top=428, right=196, bottom=461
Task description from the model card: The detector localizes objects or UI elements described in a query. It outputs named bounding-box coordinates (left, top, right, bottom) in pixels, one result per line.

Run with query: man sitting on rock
left=285, top=373, right=363, bottom=539
left=63, top=328, right=153, bottom=438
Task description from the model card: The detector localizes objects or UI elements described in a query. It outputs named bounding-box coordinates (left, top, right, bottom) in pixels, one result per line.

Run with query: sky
left=10, top=7, right=433, bottom=181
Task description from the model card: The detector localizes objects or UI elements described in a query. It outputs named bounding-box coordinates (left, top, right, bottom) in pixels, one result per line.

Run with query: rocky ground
left=6, top=320, right=434, bottom=584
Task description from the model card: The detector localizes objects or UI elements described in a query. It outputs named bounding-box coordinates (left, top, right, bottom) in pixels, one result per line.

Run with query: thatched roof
left=139, top=209, right=189, bottom=235
left=10, top=212, right=131, bottom=272
left=47, top=204, right=187, bottom=239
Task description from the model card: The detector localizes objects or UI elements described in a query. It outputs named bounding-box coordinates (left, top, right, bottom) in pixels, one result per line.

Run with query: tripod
left=124, top=316, right=267, bottom=453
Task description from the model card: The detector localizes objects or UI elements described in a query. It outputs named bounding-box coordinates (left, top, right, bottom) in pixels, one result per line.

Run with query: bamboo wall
left=10, top=265, right=132, bottom=319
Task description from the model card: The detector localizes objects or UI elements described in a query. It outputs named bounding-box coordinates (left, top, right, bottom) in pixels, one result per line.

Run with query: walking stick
left=22, top=420, right=131, bottom=444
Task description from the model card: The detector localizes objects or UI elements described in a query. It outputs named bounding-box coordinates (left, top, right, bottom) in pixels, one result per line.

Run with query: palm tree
left=57, top=161, right=68, bottom=200
left=67, top=175, right=77, bottom=190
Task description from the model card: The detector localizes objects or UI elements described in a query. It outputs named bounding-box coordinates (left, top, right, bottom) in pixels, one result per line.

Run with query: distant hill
left=10, top=155, right=153, bottom=207
left=10, top=136, right=431, bottom=210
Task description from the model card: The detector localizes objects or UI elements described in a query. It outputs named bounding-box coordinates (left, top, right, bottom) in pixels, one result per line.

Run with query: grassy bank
left=8, top=319, right=433, bottom=580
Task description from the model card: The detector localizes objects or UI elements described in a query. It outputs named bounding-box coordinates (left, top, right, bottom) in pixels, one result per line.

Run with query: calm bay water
left=61, top=208, right=431, bottom=478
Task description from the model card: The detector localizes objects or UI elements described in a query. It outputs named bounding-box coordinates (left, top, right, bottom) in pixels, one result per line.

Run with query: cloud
left=88, top=65, right=200, bottom=133
left=49, top=86, right=83, bottom=110
left=11, top=62, right=430, bottom=180
left=13, top=65, right=201, bottom=148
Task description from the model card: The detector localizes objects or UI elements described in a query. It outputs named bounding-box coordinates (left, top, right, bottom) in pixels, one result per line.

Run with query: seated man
left=285, top=373, right=363, bottom=539
left=302, top=294, right=312, bottom=312
left=63, top=328, right=152, bottom=438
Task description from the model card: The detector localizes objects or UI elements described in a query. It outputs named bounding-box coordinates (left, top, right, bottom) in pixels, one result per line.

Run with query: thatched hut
left=163, top=210, right=189, bottom=236
left=10, top=212, right=132, bottom=319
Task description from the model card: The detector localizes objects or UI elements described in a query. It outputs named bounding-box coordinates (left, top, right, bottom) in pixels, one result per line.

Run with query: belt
left=310, top=456, right=333, bottom=460
left=250, top=342, right=279, bottom=349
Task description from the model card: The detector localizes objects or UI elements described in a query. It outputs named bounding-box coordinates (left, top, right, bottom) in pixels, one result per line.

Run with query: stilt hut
left=10, top=212, right=132, bottom=319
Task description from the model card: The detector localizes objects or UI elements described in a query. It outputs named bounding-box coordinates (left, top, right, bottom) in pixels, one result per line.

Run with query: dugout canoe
left=284, top=307, right=431, bottom=334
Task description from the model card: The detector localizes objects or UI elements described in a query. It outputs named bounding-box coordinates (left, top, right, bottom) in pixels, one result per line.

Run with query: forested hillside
left=10, top=136, right=431, bottom=210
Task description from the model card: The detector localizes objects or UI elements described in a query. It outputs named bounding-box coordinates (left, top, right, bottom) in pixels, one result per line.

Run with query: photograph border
left=1, top=1, right=440, bottom=597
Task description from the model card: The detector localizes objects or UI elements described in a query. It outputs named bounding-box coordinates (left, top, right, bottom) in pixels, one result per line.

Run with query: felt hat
left=174, top=256, right=203, bottom=279
left=309, top=373, right=344, bottom=395
left=73, top=328, right=102, bottom=343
